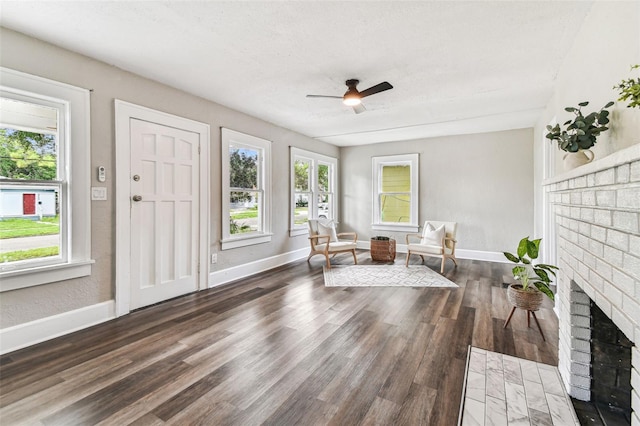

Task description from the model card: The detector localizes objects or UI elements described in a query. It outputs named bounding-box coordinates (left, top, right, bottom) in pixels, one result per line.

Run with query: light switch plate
left=91, top=187, right=107, bottom=201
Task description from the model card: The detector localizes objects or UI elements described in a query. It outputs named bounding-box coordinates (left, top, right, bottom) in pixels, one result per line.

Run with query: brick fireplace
left=544, top=144, right=640, bottom=424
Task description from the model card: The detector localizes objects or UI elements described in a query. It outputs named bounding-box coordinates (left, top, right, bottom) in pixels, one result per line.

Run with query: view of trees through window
left=293, top=158, right=330, bottom=226
left=0, top=127, right=61, bottom=264
left=229, top=147, right=260, bottom=234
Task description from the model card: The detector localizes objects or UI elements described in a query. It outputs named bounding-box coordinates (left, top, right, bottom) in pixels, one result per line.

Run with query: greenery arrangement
left=614, top=64, right=640, bottom=108
left=503, top=237, right=558, bottom=301
left=545, top=101, right=614, bottom=152
left=371, top=236, right=390, bottom=241
left=0, top=129, right=57, bottom=179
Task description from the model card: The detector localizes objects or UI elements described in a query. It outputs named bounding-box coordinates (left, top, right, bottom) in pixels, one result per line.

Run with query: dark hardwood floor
left=0, top=251, right=558, bottom=425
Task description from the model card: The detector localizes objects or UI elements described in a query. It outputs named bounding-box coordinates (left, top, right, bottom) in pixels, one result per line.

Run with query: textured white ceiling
left=0, top=1, right=592, bottom=146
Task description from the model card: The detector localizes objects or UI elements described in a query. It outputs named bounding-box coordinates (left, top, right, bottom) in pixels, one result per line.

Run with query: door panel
left=130, top=118, right=199, bottom=309
left=23, top=193, right=35, bottom=215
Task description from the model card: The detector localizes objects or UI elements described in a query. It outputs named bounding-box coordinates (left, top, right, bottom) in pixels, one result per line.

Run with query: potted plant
left=545, top=101, right=614, bottom=169
left=614, top=64, right=640, bottom=109
left=503, top=237, right=558, bottom=311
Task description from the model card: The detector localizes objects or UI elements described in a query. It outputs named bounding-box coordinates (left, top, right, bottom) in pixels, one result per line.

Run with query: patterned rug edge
left=323, top=264, right=458, bottom=288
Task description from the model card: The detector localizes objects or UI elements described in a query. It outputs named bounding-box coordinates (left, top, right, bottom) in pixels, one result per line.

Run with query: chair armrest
left=337, top=232, right=357, bottom=242
left=309, top=234, right=330, bottom=248
left=406, top=233, right=422, bottom=245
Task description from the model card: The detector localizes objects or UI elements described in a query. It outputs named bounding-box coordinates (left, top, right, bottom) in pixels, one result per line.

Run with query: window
left=290, top=147, right=337, bottom=236
left=372, top=153, right=419, bottom=232
left=0, top=68, right=92, bottom=291
left=221, top=128, right=271, bottom=249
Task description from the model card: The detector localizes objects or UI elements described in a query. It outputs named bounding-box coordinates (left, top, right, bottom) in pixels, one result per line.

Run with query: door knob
left=132, top=195, right=142, bottom=202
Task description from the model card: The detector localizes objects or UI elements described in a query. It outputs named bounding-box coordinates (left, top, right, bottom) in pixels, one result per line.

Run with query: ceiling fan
left=306, top=79, right=393, bottom=114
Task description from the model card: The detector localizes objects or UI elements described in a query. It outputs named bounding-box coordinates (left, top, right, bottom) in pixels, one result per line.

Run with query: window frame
left=372, top=153, right=419, bottom=233
left=289, top=147, right=338, bottom=237
left=0, top=67, right=93, bottom=292
left=220, top=128, right=272, bottom=250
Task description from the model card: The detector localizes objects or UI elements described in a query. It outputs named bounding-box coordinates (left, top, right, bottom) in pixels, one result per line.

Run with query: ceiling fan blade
left=352, top=103, right=366, bottom=114
left=306, top=94, right=342, bottom=99
left=359, top=82, right=393, bottom=98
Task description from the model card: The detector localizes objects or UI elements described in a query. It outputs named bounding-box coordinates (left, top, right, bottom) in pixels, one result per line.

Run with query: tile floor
left=459, top=347, right=580, bottom=426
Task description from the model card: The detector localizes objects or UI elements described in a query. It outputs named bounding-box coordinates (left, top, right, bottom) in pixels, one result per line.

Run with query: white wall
left=340, top=128, right=534, bottom=254
left=0, top=27, right=339, bottom=328
left=534, top=1, right=640, bottom=239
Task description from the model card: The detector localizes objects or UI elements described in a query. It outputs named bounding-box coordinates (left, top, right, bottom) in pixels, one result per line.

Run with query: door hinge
left=198, top=146, right=201, bottom=154
left=197, top=262, right=200, bottom=273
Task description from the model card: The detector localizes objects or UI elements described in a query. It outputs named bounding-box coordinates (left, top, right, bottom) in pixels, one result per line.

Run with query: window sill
left=0, top=259, right=95, bottom=292
left=372, top=224, right=419, bottom=233
left=221, top=233, right=273, bottom=250
left=289, top=227, right=308, bottom=237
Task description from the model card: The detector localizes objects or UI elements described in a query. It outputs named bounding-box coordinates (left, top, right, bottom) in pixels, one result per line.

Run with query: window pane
left=0, top=184, right=61, bottom=263
left=294, top=193, right=309, bottom=225
left=229, top=147, right=258, bottom=189
left=318, top=163, right=330, bottom=192
left=318, top=193, right=331, bottom=219
left=229, top=191, right=260, bottom=234
left=294, top=159, right=310, bottom=191
left=1, top=127, right=58, bottom=180
left=380, top=194, right=410, bottom=223
left=381, top=165, right=410, bottom=192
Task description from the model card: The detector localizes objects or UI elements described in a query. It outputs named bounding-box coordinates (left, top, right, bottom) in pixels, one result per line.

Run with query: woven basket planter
left=370, top=238, right=396, bottom=262
left=507, top=284, right=543, bottom=312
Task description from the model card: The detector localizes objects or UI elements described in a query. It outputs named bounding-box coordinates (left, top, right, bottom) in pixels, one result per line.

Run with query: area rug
left=323, top=264, right=458, bottom=288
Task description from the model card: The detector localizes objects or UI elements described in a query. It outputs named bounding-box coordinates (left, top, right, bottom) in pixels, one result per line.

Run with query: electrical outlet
left=211, top=253, right=217, bottom=264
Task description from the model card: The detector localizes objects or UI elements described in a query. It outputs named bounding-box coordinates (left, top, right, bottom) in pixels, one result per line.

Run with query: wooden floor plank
left=0, top=253, right=559, bottom=425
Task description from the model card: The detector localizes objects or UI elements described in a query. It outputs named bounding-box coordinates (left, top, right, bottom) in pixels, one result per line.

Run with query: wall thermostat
left=97, top=166, right=106, bottom=182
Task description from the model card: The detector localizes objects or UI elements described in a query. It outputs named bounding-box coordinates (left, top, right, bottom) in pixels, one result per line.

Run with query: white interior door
left=129, top=118, right=200, bottom=309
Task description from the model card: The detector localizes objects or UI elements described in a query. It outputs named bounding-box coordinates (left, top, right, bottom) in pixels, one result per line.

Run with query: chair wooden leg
left=352, top=250, right=358, bottom=265
left=530, top=311, right=546, bottom=341
left=325, top=255, right=331, bottom=269
left=503, top=306, right=516, bottom=329
left=440, top=257, right=445, bottom=273
left=405, top=252, right=410, bottom=267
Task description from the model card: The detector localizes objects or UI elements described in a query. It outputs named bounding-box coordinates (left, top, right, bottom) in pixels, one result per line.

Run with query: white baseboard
left=0, top=300, right=116, bottom=355
left=357, top=240, right=508, bottom=263
left=209, top=247, right=308, bottom=288
left=455, top=249, right=509, bottom=263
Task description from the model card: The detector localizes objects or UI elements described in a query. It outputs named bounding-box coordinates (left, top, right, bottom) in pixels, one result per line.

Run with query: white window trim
left=289, top=147, right=338, bottom=237
left=0, top=68, right=93, bottom=292
left=221, top=128, right=272, bottom=250
left=372, top=153, right=419, bottom=233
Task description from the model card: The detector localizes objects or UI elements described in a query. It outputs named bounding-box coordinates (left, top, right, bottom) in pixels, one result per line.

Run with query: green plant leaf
left=534, top=282, right=555, bottom=301
left=578, top=101, right=589, bottom=107
left=604, top=101, right=614, bottom=108
left=526, top=240, right=539, bottom=259
left=534, top=268, right=549, bottom=282
left=517, top=237, right=528, bottom=258
left=564, top=107, right=577, bottom=112
left=503, top=252, right=519, bottom=263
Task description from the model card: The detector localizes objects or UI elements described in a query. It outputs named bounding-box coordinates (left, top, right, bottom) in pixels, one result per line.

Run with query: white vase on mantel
left=563, top=149, right=594, bottom=171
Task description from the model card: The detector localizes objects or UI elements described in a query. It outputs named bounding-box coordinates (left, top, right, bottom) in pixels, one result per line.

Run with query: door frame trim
left=114, top=100, right=210, bottom=317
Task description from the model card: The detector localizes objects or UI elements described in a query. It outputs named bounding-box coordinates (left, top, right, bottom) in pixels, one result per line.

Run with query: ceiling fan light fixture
left=342, top=96, right=362, bottom=106
left=343, top=93, right=361, bottom=106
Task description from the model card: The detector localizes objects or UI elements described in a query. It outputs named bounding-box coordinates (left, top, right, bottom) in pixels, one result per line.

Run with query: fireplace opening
left=590, top=301, right=633, bottom=425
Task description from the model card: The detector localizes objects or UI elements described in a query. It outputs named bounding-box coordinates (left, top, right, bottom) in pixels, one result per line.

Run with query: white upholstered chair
left=405, top=221, right=458, bottom=273
left=307, top=219, right=358, bottom=269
